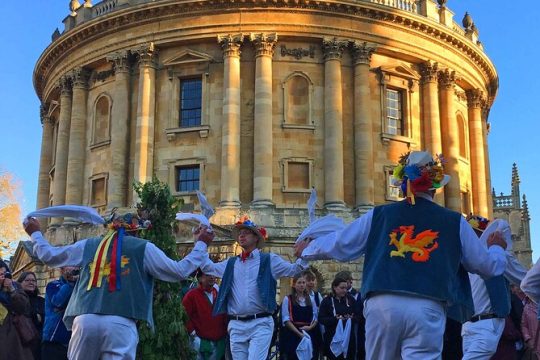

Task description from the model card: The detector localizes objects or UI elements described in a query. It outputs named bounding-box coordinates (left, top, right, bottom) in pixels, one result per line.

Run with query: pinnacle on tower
left=512, top=163, right=520, bottom=185
left=522, top=194, right=530, bottom=221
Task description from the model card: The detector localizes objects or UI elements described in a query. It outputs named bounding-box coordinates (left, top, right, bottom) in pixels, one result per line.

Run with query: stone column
left=36, top=103, right=55, bottom=228
left=65, top=67, right=90, bottom=208
left=51, top=76, right=72, bottom=225
left=250, top=33, right=277, bottom=208
left=107, top=51, right=131, bottom=209
left=438, top=69, right=461, bottom=212
left=134, top=43, right=158, bottom=188
left=419, top=61, right=442, bottom=154
left=467, top=89, right=488, bottom=217
left=351, top=41, right=376, bottom=209
left=482, top=105, right=494, bottom=218
left=322, top=38, right=347, bottom=210
left=218, top=34, right=243, bottom=208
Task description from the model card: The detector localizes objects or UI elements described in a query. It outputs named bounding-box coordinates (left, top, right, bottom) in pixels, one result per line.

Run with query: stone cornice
left=34, top=0, right=498, bottom=103
left=250, top=33, right=278, bottom=57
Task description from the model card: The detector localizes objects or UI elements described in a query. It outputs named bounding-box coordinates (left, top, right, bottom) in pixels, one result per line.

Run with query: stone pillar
left=351, top=41, right=376, bottom=209
left=482, top=105, right=494, bottom=218
left=36, top=103, right=55, bottom=229
left=65, top=67, right=90, bottom=208
left=250, top=33, right=277, bottom=208
left=218, top=34, right=243, bottom=208
left=51, top=76, right=73, bottom=225
left=134, top=43, right=158, bottom=189
left=107, top=51, right=131, bottom=209
left=467, top=89, right=488, bottom=217
left=419, top=61, right=442, bottom=154
left=322, top=38, right=347, bottom=210
left=438, top=69, right=461, bottom=212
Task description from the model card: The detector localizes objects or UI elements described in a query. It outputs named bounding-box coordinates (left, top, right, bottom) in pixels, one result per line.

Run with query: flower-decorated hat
left=105, top=208, right=152, bottom=232
left=232, top=215, right=268, bottom=245
left=466, top=213, right=490, bottom=233
left=392, top=151, right=450, bottom=204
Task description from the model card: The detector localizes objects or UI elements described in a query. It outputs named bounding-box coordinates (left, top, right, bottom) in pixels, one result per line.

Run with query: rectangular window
left=91, top=178, right=106, bottom=206
left=287, top=162, right=310, bottom=189
left=176, top=165, right=200, bottom=192
left=385, top=166, right=404, bottom=202
left=179, top=78, right=202, bottom=127
left=461, top=191, right=471, bottom=216
left=386, top=89, right=403, bottom=135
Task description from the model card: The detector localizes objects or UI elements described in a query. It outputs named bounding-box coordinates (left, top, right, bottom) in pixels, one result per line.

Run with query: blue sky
left=0, top=2, right=537, bottom=259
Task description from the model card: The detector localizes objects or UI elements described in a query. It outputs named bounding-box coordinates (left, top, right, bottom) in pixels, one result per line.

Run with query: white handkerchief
left=296, top=330, right=313, bottom=360
left=27, top=205, right=105, bottom=225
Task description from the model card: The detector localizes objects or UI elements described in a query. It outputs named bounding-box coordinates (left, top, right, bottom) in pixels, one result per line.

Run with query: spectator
left=353, top=295, right=366, bottom=360
left=335, top=271, right=358, bottom=300
left=302, top=269, right=323, bottom=359
left=18, top=271, right=45, bottom=360
left=0, top=260, right=35, bottom=360
left=491, top=315, right=522, bottom=360
left=521, top=296, right=540, bottom=357
left=41, top=267, right=79, bottom=360
left=318, top=277, right=357, bottom=360
left=182, top=269, right=227, bottom=360
left=280, top=273, right=319, bottom=360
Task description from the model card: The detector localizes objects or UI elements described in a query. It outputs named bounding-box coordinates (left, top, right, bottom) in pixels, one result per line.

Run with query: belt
left=469, top=313, right=500, bottom=323
left=228, top=312, right=272, bottom=321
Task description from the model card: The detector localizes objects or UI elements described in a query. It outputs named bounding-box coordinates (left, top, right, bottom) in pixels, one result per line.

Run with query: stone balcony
left=60, top=0, right=482, bottom=48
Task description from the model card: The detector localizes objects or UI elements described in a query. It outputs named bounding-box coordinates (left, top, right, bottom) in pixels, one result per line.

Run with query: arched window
left=457, top=114, right=467, bottom=158
left=282, top=72, right=313, bottom=129
left=92, top=94, right=111, bottom=147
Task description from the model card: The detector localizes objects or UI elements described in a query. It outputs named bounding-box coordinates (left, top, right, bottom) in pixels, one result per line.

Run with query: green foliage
left=134, top=178, right=196, bottom=360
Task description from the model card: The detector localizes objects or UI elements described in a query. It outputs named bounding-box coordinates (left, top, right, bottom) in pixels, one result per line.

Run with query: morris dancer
left=23, top=207, right=213, bottom=360
left=295, top=151, right=508, bottom=359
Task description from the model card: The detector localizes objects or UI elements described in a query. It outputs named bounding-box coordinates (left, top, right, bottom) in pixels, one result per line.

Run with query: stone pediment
left=162, top=49, right=214, bottom=66
left=379, top=64, right=419, bottom=80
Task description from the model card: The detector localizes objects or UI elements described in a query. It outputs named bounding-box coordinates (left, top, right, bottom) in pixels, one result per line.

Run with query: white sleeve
left=270, top=253, right=309, bottom=279
left=281, top=296, right=290, bottom=325
left=312, top=300, right=318, bottom=321
left=143, top=241, right=207, bottom=282
left=301, top=210, right=373, bottom=261
left=30, top=231, right=85, bottom=267
left=522, top=260, right=540, bottom=303
left=504, top=252, right=528, bottom=286
left=459, top=217, right=507, bottom=277
left=199, top=254, right=228, bottom=278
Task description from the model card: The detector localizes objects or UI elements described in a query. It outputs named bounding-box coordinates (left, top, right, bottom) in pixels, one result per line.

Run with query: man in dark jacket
left=41, top=266, right=79, bottom=360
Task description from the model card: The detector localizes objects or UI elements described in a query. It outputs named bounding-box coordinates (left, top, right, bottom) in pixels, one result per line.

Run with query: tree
left=0, top=171, right=25, bottom=258
left=134, top=178, right=195, bottom=360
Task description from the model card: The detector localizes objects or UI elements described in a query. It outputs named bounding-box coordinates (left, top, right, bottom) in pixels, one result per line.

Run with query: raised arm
left=521, top=260, right=540, bottom=303
left=504, top=252, right=528, bottom=286
left=270, top=253, right=308, bottom=279
left=459, top=217, right=507, bottom=278
left=299, top=210, right=373, bottom=261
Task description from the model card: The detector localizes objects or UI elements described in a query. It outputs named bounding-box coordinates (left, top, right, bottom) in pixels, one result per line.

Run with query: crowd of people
left=1, top=150, right=540, bottom=360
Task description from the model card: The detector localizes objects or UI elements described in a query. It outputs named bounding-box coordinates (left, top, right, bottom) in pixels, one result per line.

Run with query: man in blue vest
left=23, top=210, right=214, bottom=360
left=201, top=216, right=309, bottom=360
left=294, top=151, right=509, bottom=359
left=462, top=215, right=527, bottom=359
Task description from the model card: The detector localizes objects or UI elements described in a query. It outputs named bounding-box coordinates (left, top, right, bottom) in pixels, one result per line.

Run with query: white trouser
left=461, top=318, right=505, bottom=359
left=228, top=316, right=274, bottom=360
left=68, top=314, right=138, bottom=360
left=364, top=293, right=446, bottom=360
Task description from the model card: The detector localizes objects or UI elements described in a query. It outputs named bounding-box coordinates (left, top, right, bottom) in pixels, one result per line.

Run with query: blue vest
left=361, top=198, right=470, bottom=317
left=213, top=252, right=277, bottom=315
left=446, top=265, right=475, bottom=323
left=64, top=236, right=154, bottom=329
left=485, top=275, right=511, bottom=317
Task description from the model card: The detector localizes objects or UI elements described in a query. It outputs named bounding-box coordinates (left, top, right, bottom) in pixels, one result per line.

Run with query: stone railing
left=367, top=0, right=418, bottom=13
left=493, top=194, right=514, bottom=209
left=93, top=0, right=119, bottom=16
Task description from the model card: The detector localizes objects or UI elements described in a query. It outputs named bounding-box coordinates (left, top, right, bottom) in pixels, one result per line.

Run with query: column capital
left=218, top=33, right=244, bottom=57
left=466, top=88, right=485, bottom=109
left=322, top=37, right=347, bottom=61
left=438, top=68, right=456, bottom=90
left=58, top=75, right=72, bottom=96
left=419, top=61, right=439, bottom=84
left=71, top=67, right=91, bottom=89
left=350, top=41, right=376, bottom=65
left=40, top=102, right=57, bottom=125
left=135, top=42, right=159, bottom=68
left=250, top=33, right=278, bottom=57
left=107, top=50, right=131, bottom=73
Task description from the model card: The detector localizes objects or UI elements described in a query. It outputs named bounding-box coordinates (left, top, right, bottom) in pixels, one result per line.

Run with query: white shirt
left=522, top=260, right=540, bottom=303
left=281, top=295, right=317, bottom=325
left=469, top=251, right=527, bottom=315
left=301, top=194, right=507, bottom=279
left=201, top=249, right=308, bottom=316
left=30, top=231, right=207, bottom=282
left=309, top=290, right=323, bottom=313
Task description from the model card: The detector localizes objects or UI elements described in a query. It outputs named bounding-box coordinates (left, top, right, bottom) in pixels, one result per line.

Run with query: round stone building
left=31, top=0, right=499, bottom=289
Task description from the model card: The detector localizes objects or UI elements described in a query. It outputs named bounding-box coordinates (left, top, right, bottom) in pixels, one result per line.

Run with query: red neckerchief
left=240, top=250, right=252, bottom=262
